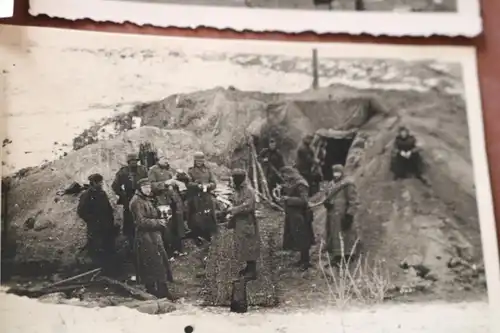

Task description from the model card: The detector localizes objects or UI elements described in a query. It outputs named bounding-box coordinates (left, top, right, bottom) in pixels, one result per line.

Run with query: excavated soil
left=2, top=84, right=486, bottom=308
left=2, top=127, right=228, bottom=274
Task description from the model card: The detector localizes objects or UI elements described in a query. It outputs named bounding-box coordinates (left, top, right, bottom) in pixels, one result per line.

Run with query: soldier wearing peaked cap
left=88, top=173, right=104, bottom=183
left=77, top=173, right=118, bottom=274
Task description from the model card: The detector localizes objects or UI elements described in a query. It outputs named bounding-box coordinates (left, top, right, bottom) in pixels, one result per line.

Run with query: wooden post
left=312, top=49, right=319, bottom=90
left=355, top=0, right=365, bottom=11
left=248, top=136, right=260, bottom=203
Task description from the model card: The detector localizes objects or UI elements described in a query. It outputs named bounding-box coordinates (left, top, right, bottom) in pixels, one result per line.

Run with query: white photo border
left=29, top=0, right=482, bottom=37
left=0, top=0, right=14, bottom=18
left=1, top=24, right=499, bottom=330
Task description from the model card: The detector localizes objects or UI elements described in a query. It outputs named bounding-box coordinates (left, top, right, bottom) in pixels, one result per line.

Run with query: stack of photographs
left=1, top=1, right=498, bottom=333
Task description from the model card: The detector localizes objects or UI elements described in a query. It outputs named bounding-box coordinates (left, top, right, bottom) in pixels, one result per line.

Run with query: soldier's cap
left=126, top=153, right=139, bottom=162
left=399, top=125, right=409, bottom=132
left=304, top=134, right=314, bottom=140
left=231, top=168, right=246, bottom=177
left=137, top=178, right=151, bottom=187
left=88, top=173, right=104, bottom=183
left=158, top=156, right=169, bottom=163
left=194, top=151, right=205, bottom=160
left=332, top=164, right=344, bottom=173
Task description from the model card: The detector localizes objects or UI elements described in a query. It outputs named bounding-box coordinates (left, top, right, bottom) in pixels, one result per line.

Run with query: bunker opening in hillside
left=315, top=129, right=357, bottom=180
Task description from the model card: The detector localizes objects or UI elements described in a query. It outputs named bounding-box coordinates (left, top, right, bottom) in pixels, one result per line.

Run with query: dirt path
left=0, top=290, right=491, bottom=333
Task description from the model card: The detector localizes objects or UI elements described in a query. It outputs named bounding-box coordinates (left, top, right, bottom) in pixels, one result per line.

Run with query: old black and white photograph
left=1, top=25, right=499, bottom=333
left=28, top=0, right=482, bottom=36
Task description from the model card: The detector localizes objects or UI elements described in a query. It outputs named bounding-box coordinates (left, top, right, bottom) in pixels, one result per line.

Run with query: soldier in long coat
left=280, top=166, right=315, bottom=271
left=148, top=156, right=186, bottom=256
left=111, top=153, right=148, bottom=250
left=130, top=178, right=175, bottom=299
left=226, top=168, right=260, bottom=281
left=186, top=151, right=218, bottom=243
left=296, top=134, right=321, bottom=196
left=77, top=173, right=118, bottom=273
left=258, top=138, right=285, bottom=194
left=323, top=164, right=359, bottom=266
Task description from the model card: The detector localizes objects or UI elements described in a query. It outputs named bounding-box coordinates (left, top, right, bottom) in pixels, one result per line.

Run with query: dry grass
left=318, top=238, right=393, bottom=309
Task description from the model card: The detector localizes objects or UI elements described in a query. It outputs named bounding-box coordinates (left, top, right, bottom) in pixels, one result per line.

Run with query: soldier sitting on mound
left=390, top=126, right=428, bottom=185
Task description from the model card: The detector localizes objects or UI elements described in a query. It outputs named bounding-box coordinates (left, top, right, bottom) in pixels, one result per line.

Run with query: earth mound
left=2, top=126, right=228, bottom=274
left=3, top=84, right=486, bottom=305
left=73, top=86, right=387, bottom=164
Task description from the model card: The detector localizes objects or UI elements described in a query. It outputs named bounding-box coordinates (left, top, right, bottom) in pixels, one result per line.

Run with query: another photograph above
left=118, top=0, right=459, bottom=11
left=1, top=25, right=499, bottom=333
left=28, top=0, right=482, bottom=36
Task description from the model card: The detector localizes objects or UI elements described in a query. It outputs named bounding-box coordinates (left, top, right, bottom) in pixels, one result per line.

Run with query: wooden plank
left=98, top=276, right=157, bottom=301
left=41, top=268, right=102, bottom=289
left=7, top=281, right=100, bottom=298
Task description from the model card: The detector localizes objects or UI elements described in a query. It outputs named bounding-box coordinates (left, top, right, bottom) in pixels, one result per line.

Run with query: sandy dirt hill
left=2, top=127, right=228, bottom=272
left=2, top=84, right=486, bottom=307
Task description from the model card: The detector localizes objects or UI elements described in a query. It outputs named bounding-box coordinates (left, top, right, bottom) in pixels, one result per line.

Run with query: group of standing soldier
left=257, top=126, right=425, bottom=271
left=76, top=125, right=425, bottom=299
left=256, top=134, right=360, bottom=271
left=77, top=150, right=223, bottom=299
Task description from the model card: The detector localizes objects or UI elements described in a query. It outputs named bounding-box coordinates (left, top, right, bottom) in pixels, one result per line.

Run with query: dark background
left=1, top=0, right=499, bottom=255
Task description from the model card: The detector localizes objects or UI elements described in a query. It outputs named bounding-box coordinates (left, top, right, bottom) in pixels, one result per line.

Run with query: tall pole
left=312, top=48, right=319, bottom=90
left=355, top=0, right=365, bottom=11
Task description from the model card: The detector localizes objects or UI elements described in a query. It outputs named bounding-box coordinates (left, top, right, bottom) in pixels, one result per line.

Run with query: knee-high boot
left=300, top=249, right=312, bottom=271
